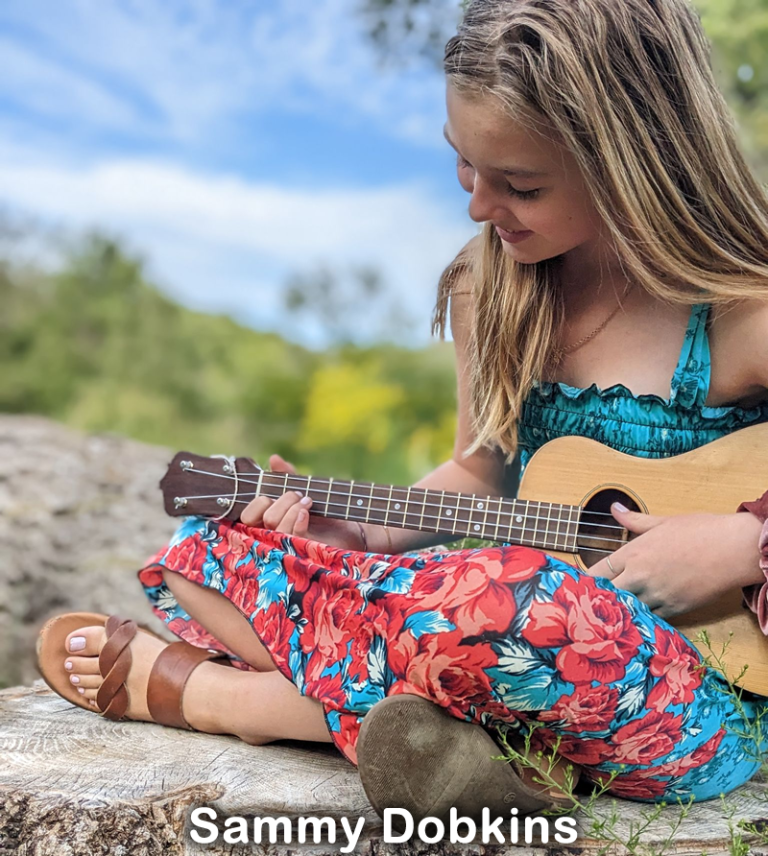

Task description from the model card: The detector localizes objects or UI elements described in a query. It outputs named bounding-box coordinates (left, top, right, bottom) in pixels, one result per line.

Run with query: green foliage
left=695, top=0, right=768, bottom=176
left=1, top=234, right=458, bottom=485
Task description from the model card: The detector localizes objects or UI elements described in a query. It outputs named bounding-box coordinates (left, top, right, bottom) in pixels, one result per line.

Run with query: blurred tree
left=696, top=0, right=768, bottom=175
left=0, top=231, right=457, bottom=485
left=282, top=263, right=418, bottom=346
left=358, top=0, right=465, bottom=68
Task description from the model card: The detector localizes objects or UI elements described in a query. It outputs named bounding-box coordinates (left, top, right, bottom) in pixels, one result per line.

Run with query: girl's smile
left=494, top=226, right=535, bottom=244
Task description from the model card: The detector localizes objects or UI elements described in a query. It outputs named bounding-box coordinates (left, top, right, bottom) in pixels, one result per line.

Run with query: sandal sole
left=357, top=694, right=556, bottom=824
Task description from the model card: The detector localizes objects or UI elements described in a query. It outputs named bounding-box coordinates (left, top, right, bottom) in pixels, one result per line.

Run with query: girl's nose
left=467, top=173, right=510, bottom=225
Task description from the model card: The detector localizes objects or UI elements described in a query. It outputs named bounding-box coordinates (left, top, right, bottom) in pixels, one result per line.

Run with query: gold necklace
left=550, top=299, right=624, bottom=365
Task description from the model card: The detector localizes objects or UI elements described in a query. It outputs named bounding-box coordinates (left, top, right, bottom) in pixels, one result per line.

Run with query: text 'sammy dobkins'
left=189, top=806, right=580, bottom=849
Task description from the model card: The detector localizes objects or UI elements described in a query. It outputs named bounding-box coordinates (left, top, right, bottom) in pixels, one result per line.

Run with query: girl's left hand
left=587, top=504, right=764, bottom=619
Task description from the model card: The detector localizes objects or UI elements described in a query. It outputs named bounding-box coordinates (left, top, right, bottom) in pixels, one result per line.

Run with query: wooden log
left=2, top=682, right=768, bottom=855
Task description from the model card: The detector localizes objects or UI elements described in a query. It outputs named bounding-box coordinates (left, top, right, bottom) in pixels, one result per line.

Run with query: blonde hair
left=431, top=0, right=768, bottom=464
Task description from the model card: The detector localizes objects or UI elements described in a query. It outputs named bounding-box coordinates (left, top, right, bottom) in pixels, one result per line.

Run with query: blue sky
left=0, top=0, right=478, bottom=347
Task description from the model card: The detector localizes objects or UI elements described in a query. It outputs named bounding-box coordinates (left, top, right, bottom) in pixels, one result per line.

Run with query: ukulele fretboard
left=258, top=472, right=580, bottom=553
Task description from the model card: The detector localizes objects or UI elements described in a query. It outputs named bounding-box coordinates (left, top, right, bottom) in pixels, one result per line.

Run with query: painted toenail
left=65, top=661, right=73, bottom=670
left=69, top=636, right=86, bottom=652
left=70, top=675, right=80, bottom=684
left=78, top=688, right=85, bottom=694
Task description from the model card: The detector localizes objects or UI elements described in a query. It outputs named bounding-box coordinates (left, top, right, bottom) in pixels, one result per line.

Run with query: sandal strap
left=96, top=616, right=138, bottom=720
left=146, top=641, right=221, bottom=730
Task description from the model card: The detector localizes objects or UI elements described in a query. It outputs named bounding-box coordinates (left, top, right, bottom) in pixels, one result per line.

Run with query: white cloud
left=0, top=0, right=471, bottom=346
left=0, top=0, right=449, bottom=148
left=0, top=152, right=476, bottom=346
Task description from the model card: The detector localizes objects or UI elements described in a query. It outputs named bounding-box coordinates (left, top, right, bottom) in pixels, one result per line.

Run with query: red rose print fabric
left=139, top=517, right=767, bottom=803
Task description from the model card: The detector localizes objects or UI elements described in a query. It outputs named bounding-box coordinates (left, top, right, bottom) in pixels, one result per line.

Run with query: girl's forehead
left=445, top=86, right=560, bottom=173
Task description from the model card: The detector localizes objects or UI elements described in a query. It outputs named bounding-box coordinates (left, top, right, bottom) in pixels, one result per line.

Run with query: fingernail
left=300, top=496, right=312, bottom=506
left=65, top=660, right=73, bottom=670
left=69, top=636, right=86, bottom=652
left=70, top=675, right=80, bottom=684
left=294, top=491, right=303, bottom=499
left=613, top=502, right=628, bottom=513
left=78, top=688, right=85, bottom=694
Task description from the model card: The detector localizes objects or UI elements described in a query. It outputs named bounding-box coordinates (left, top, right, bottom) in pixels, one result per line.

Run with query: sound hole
left=578, top=488, right=641, bottom=569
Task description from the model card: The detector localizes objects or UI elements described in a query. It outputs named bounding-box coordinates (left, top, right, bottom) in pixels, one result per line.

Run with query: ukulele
left=160, top=424, right=768, bottom=694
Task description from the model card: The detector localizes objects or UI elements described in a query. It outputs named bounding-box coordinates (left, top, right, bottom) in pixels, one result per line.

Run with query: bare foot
left=62, top=625, right=218, bottom=729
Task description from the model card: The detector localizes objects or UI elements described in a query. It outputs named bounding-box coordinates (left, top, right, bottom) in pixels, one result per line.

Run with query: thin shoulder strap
left=670, top=303, right=712, bottom=408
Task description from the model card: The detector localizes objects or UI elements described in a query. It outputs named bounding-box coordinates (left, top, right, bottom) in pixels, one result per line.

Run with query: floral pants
left=138, top=516, right=767, bottom=802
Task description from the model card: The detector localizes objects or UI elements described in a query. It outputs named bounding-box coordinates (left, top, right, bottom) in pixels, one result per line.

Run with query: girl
left=38, top=0, right=768, bottom=824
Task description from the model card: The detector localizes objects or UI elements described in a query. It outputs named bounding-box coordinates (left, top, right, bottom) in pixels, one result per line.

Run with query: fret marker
left=446, top=509, right=452, bottom=516
left=356, top=499, right=363, bottom=506
left=516, top=516, right=523, bottom=524
left=473, top=524, right=480, bottom=531
left=476, top=502, right=484, bottom=510
left=395, top=503, right=401, bottom=510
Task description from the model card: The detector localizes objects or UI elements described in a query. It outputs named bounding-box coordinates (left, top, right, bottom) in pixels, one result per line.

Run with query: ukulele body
left=519, top=423, right=768, bottom=695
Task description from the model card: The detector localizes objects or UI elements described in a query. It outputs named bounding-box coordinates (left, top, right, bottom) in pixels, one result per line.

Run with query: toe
left=65, top=655, right=101, bottom=676
left=65, top=626, right=105, bottom=657
left=82, top=688, right=99, bottom=700
left=69, top=673, right=102, bottom=689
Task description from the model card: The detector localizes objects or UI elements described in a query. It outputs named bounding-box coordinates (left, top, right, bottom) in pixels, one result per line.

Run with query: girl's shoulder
left=710, top=296, right=768, bottom=400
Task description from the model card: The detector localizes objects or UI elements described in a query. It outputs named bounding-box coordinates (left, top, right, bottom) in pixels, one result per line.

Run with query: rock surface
left=3, top=682, right=768, bottom=855
left=0, top=414, right=179, bottom=689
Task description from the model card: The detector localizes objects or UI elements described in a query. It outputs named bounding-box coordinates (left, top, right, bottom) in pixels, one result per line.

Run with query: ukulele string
left=192, top=496, right=620, bottom=555
left=178, top=466, right=629, bottom=529
left=179, top=486, right=629, bottom=542
left=176, top=466, right=630, bottom=547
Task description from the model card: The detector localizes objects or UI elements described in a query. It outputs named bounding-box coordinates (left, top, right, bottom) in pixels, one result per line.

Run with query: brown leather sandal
left=36, top=612, right=225, bottom=728
left=357, top=695, right=578, bottom=827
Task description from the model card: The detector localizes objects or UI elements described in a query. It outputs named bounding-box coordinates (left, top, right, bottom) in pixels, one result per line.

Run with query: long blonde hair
left=432, top=0, right=768, bottom=464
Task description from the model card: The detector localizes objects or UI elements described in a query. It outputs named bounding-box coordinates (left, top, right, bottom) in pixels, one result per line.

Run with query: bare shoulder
left=711, top=296, right=768, bottom=391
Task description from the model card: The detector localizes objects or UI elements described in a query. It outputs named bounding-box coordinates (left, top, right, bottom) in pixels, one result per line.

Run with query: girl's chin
left=500, top=237, right=558, bottom=265
left=501, top=241, right=538, bottom=261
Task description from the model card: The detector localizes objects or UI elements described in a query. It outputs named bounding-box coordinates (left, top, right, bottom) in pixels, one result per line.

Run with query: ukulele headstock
left=159, top=451, right=262, bottom=522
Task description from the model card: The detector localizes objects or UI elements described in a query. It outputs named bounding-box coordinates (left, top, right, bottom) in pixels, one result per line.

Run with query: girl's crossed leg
left=61, top=568, right=331, bottom=745
left=135, top=518, right=766, bottom=803
left=64, top=516, right=767, bottom=804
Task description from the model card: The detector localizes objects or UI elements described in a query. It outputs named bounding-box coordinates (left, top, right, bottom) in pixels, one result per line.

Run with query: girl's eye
left=507, top=186, right=540, bottom=201
left=457, top=154, right=540, bottom=200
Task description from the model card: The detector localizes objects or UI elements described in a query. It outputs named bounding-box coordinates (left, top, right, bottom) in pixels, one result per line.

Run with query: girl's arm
left=362, top=239, right=516, bottom=555
left=586, top=300, right=768, bottom=619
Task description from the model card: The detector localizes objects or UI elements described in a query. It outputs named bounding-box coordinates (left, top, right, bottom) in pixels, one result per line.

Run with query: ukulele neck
left=258, top=471, right=579, bottom=552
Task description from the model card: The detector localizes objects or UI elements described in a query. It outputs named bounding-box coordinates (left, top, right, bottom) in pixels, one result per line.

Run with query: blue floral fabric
left=140, top=519, right=767, bottom=803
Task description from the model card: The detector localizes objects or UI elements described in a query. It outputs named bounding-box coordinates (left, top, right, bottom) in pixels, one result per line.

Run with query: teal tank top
left=517, top=303, right=768, bottom=475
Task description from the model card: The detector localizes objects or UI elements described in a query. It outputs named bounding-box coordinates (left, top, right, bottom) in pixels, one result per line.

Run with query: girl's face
left=445, top=84, right=604, bottom=265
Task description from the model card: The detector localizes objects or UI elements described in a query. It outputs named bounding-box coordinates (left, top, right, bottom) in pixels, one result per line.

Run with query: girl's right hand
left=240, top=454, right=367, bottom=551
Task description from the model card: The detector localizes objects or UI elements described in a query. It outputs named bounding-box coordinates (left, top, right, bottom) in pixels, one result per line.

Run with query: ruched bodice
left=517, top=303, right=768, bottom=475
